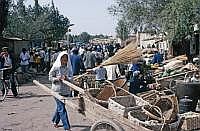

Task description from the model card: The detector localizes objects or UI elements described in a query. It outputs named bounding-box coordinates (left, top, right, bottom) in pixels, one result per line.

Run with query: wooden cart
left=33, top=80, right=151, bottom=131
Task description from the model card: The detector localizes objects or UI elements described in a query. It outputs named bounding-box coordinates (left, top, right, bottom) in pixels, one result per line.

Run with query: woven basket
left=85, top=87, right=113, bottom=108
left=86, top=83, right=130, bottom=108
left=138, top=89, right=179, bottom=123
left=128, top=105, right=180, bottom=131
left=137, top=90, right=160, bottom=105
left=108, top=95, right=148, bottom=118
left=113, top=78, right=129, bottom=96
left=179, top=112, right=200, bottom=130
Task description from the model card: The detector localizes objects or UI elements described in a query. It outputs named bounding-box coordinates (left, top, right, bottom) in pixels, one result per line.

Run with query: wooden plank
left=33, top=80, right=78, bottom=110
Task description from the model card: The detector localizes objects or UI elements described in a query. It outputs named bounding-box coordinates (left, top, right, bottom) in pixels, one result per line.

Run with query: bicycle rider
left=0, top=47, right=18, bottom=97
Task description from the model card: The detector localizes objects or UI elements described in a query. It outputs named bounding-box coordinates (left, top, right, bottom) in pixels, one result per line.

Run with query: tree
left=0, top=0, right=9, bottom=37
left=3, top=0, right=71, bottom=45
left=79, top=32, right=90, bottom=43
left=116, top=19, right=130, bottom=41
left=109, top=0, right=200, bottom=43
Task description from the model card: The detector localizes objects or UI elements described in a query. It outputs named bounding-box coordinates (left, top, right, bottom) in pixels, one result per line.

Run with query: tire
left=90, top=119, right=124, bottom=131
left=0, top=81, right=7, bottom=101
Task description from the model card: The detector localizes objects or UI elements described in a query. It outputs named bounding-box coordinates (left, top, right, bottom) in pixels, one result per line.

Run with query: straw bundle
left=163, top=55, right=188, bottom=64
left=179, top=63, right=198, bottom=71
left=101, top=39, right=142, bottom=66
left=164, top=60, right=183, bottom=71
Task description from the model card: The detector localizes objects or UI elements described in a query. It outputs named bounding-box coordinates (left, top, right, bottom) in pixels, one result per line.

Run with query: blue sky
left=25, top=0, right=117, bottom=36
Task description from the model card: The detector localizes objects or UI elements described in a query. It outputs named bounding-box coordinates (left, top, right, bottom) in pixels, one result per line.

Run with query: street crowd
left=0, top=42, right=164, bottom=131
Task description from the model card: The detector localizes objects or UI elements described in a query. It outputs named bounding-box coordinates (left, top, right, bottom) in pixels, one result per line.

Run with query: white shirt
left=79, top=47, right=85, bottom=55
left=3, top=55, right=12, bottom=67
left=20, top=52, right=30, bottom=65
left=105, top=65, right=121, bottom=81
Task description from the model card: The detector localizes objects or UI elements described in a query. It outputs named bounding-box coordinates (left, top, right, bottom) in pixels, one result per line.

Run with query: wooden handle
left=33, top=80, right=78, bottom=109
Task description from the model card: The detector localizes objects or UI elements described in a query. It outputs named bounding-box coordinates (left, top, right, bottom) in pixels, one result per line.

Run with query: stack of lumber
left=101, top=39, right=142, bottom=66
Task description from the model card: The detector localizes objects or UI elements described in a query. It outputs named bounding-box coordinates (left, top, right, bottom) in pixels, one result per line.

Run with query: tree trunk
left=0, top=0, right=8, bottom=37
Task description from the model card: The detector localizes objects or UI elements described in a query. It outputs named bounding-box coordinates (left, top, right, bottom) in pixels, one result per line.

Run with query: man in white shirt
left=19, top=48, right=30, bottom=73
left=105, top=64, right=121, bottom=81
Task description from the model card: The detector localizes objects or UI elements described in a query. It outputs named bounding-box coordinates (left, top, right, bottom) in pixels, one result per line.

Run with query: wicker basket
left=179, top=112, right=200, bottom=130
left=108, top=95, right=148, bottom=118
left=137, top=90, right=160, bottom=105
left=138, top=89, right=179, bottom=123
left=113, top=78, right=130, bottom=96
left=86, top=83, right=130, bottom=108
left=86, top=88, right=111, bottom=108
left=128, top=106, right=180, bottom=131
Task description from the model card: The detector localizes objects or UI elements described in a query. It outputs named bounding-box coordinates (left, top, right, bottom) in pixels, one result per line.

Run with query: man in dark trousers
left=70, top=48, right=85, bottom=75
left=70, top=48, right=85, bottom=96
left=0, top=47, right=18, bottom=97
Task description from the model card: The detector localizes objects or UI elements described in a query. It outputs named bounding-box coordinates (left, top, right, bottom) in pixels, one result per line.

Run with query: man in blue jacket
left=70, top=48, right=85, bottom=76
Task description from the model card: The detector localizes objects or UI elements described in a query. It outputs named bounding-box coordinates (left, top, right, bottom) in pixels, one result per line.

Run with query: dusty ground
left=0, top=75, right=93, bottom=131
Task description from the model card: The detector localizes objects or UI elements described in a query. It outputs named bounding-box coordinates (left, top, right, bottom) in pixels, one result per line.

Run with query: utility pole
left=65, top=23, right=74, bottom=52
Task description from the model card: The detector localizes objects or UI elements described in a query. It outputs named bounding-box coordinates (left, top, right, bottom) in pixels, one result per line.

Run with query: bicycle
left=0, top=67, right=19, bottom=101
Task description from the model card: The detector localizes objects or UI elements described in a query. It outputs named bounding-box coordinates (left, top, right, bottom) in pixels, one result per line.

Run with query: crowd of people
left=0, top=42, right=164, bottom=131
left=45, top=42, right=162, bottom=131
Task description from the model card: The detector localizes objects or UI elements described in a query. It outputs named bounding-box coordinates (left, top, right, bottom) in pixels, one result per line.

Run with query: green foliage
left=0, top=0, right=9, bottom=36
left=116, top=19, right=130, bottom=41
left=3, top=0, right=71, bottom=43
left=79, top=32, right=90, bottom=43
left=71, top=32, right=110, bottom=44
left=109, top=0, right=200, bottom=43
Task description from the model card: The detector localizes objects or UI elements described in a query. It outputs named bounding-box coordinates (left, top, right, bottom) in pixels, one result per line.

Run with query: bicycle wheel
left=90, top=119, right=123, bottom=131
left=0, top=81, right=7, bottom=101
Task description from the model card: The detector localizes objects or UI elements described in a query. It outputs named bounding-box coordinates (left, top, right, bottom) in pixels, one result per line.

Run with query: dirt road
left=0, top=81, right=93, bottom=131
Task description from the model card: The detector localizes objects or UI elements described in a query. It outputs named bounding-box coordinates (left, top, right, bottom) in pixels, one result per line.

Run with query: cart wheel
left=90, top=119, right=123, bottom=131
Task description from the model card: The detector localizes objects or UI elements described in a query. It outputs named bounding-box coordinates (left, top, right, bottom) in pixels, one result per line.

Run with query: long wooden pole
left=62, top=80, right=85, bottom=94
left=33, top=80, right=78, bottom=109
